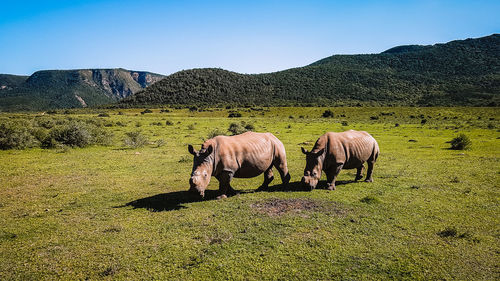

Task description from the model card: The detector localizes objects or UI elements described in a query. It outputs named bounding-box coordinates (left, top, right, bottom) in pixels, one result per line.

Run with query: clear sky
left=0, top=0, right=498, bottom=76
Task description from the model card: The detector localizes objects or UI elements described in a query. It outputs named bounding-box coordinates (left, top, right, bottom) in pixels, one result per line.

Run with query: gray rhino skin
left=301, top=130, right=379, bottom=190
left=188, top=132, right=290, bottom=199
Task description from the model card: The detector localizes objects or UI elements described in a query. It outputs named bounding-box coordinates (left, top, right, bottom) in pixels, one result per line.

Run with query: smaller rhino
left=188, top=132, right=290, bottom=199
left=301, top=130, right=379, bottom=190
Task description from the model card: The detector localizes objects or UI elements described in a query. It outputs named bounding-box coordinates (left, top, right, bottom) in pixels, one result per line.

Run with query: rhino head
left=188, top=144, right=214, bottom=198
left=301, top=147, right=325, bottom=190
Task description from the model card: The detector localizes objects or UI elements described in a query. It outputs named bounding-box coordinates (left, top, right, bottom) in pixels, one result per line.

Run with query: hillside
left=124, top=34, right=500, bottom=107
left=0, top=69, right=164, bottom=111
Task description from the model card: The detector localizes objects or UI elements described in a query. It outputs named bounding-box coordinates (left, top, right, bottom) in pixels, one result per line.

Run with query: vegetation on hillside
left=0, top=69, right=164, bottom=111
left=123, top=34, right=500, bottom=107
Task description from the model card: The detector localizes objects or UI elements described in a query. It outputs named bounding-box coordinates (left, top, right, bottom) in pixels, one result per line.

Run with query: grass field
left=0, top=107, right=499, bottom=280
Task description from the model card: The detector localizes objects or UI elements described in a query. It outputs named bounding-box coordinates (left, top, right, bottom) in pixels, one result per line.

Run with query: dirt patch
left=251, top=198, right=347, bottom=217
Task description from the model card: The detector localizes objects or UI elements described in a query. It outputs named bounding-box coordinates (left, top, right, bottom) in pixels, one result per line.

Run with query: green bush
left=450, top=134, right=472, bottom=150
left=43, top=122, right=88, bottom=148
left=35, top=118, right=57, bottom=129
left=228, top=123, right=246, bottom=135
left=228, top=112, right=242, bottom=118
left=42, top=121, right=112, bottom=148
left=0, top=123, right=37, bottom=150
left=322, top=110, right=334, bottom=118
left=244, top=123, right=255, bottom=131
left=123, top=131, right=148, bottom=148
left=207, top=128, right=226, bottom=139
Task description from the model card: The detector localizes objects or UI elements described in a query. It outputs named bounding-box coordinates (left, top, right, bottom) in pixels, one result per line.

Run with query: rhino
left=188, top=131, right=291, bottom=199
left=301, top=130, right=379, bottom=190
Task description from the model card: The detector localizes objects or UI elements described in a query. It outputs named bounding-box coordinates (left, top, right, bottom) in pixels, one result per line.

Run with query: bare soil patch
left=251, top=198, right=347, bottom=217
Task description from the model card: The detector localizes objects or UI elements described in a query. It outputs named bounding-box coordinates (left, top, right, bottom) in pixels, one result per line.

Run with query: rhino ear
left=188, top=144, right=197, bottom=155
left=301, top=147, right=308, bottom=154
left=206, top=145, right=213, bottom=155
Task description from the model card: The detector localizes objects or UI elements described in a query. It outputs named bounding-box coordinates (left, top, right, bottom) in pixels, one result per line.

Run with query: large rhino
left=301, top=130, right=379, bottom=190
left=188, top=132, right=290, bottom=199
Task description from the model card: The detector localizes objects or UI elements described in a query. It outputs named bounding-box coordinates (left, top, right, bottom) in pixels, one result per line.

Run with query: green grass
left=0, top=107, right=499, bottom=280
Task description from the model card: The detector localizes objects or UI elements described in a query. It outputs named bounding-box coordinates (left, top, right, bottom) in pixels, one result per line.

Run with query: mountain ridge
left=123, top=34, right=499, bottom=107
left=0, top=68, right=164, bottom=111
left=1, top=34, right=499, bottom=111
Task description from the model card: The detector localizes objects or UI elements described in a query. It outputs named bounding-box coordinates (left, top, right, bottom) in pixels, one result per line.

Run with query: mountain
left=0, top=69, right=164, bottom=111
left=123, top=34, right=500, bottom=107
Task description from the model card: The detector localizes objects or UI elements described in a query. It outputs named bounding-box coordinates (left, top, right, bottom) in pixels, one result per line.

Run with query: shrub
left=341, top=121, right=348, bottom=126
left=40, top=121, right=112, bottom=148
left=207, top=128, right=226, bottom=139
left=165, top=120, right=173, bottom=126
left=43, top=122, right=89, bottom=148
left=421, top=119, right=427, bottom=125
left=141, top=109, right=153, bottom=114
left=42, top=121, right=112, bottom=148
left=450, top=134, right=472, bottom=150
left=123, top=131, right=148, bottom=148
left=0, top=123, right=37, bottom=149
left=98, top=113, right=110, bottom=117
left=228, top=112, right=242, bottom=118
left=36, top=118, right=57, bottom=129
left=244, top=123, right=255, bottom=131
left=228, top=123, right=247, bottom=135
left=322, top=110, right=334, bottom=118
left=31, top=127, right=49, bottom=143
left=189, top=106, right=198, bottom=112
left=370, top=116, right=379, bottom=120
left=187, top=124, right=195, bottom=130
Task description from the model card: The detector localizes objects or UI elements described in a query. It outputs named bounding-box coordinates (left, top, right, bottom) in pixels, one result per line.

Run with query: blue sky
left=0, top=0, right=498, bottom=75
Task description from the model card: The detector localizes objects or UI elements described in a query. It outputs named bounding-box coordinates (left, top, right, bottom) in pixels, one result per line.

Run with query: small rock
left=134, top=152, right=141, bottom=155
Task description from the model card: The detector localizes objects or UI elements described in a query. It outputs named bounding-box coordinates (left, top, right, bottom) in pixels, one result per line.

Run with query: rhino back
left=325, top=131, right=378, bottom=169
left=213, top=132, right=276, bottom=178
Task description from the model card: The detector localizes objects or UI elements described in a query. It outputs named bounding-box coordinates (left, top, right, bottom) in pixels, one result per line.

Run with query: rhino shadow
left=262, top=180, right=355, bottom=192
left=124, top=180, right=357, bottom=212
left=124, top=190, right=221, bottom=212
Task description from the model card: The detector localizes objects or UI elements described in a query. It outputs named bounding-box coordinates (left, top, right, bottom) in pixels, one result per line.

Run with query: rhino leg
left=326, top=164, right=343, bottom=191
left=365, top=161, right=374, bottom=182
left=217, top=172, right=237, bottom=199
left=355, top=165, right=364, bottom=181
left=273, top=159, right=290, bottom=187
left=257, top=167, right=274, bottom=191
